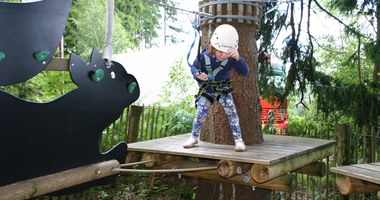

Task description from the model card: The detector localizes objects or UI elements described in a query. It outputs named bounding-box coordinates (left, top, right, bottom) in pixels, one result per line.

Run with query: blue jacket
left=191, top=49, right=249, bottom=94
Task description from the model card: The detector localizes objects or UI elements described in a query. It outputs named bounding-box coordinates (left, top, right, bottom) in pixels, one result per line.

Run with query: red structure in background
left=260, top=97, right=288, bottom=135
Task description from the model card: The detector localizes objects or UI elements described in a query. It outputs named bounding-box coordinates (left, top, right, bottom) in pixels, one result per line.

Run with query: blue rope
left=186, top=13, right=203, bottom=75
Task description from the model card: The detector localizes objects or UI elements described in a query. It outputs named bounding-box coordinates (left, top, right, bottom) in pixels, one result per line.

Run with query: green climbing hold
left=91, top=69, right=105, bottom=82
left=0, top=51, right=5, bottom=61
left=128, top=82, right=137, bottom=94
left=34, top=50, right=50, bottom=62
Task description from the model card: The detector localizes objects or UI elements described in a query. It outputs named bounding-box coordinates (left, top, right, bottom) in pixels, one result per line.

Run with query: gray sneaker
left=234, top=141, right=246, bottom=152
left=183, top=136, right=198, bottom=148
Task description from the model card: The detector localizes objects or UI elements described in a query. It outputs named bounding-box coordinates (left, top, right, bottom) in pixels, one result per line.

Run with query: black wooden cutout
left=0, top=0, right=72, bottom=86
left=0, top=47, right=140, bottom=194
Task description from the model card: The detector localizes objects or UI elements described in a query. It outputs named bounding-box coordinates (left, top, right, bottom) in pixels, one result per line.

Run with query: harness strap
left=194, top=80, right=233, bottom=107
left=212, top=59, right=228, bottom=77
left=204, top=55, right=213, bottom=79
left=203, top=55, right=229, bottom=80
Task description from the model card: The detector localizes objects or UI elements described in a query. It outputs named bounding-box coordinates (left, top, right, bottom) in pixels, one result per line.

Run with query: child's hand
left=196, top=72, right=208, bottom=81
left=226, top=49, right=240, bottom=60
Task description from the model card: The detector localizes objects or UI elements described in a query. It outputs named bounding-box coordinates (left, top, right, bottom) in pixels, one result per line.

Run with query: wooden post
left=293, top=161, right=326, bottom=177
left=251, top=145, right=335, bottom=183
left=217, top=160, right=242, bottom=178
left=336, top=124, right=351, bottom=166
left=377, top=190, right=380, bottom=200
left=335, top=175, right=380, bottom=195
left=0, top=160, right=120, bottom=200
left=126, top=105, right=144, bottom=143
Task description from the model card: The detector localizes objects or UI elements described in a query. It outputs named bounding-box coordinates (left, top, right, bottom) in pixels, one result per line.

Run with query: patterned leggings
left=191, top=93, right=243, bottom=142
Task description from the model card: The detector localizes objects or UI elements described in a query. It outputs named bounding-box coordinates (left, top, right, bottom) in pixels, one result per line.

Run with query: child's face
left=214, top=50, right=228, bottom=61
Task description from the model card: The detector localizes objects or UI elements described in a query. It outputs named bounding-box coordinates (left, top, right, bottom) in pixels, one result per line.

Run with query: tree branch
left=312, top=0, right=371, bottom=40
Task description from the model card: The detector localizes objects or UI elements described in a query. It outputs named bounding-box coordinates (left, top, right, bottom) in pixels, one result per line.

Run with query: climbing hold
left=128, top=82, right=137, bottom=94
left=0, top=51, right=5, bottom=61
left=33, top=50, right=50, bottom=62
left=91, top=69, right=105, bottom=82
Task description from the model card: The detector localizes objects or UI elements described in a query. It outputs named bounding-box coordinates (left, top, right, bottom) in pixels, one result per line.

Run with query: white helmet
left=210, top=24, right=239, bottom=52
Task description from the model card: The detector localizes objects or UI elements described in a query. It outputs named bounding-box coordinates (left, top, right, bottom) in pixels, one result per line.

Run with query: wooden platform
left=331, top=163, right=380, bottom=185
left=127, top=134, right=335, bottom=191
left=128, top=133, right=335, bottom=165
left=331, top=162, right=380, bottom=195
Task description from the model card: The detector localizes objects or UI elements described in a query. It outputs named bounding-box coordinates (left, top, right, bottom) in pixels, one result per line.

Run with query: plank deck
left=331, top=162, right=380, bottom=185
left=128, top=133, right=336, bottom=165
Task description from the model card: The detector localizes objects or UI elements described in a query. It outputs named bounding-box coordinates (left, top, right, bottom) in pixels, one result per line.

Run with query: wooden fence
left=101, top=106, right=379, bottom=200
left=100, top=105, right=193, bottom=152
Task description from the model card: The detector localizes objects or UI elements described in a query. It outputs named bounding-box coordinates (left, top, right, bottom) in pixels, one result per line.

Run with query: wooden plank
left=354, top=163, right=380, bottom=173
left=45, top=58, right=69, bottom=71
left=208, top=3, right=215, bottom=24
left=216, top=3, right=222, bottom=23
left=227, top=3, right=232, bottom=22
left=331, top=163, right=380, bottom=185
left=238, top=4, right=244, bottom=23
left=128, top=133, right=335, bottom=165
left=246, top=5, right=253, bottom=24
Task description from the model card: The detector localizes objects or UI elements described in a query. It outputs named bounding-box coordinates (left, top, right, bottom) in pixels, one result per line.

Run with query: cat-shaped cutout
left=0, top=47, right=140, bottom=194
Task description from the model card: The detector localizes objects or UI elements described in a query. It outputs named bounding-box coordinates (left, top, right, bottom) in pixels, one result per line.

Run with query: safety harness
left=195, top=55, right=233, bottom=105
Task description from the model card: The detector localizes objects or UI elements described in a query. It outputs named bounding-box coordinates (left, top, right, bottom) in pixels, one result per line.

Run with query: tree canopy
left=257, top=0, right=379, bottom=127
left=65, top=0, right=178, bottom=57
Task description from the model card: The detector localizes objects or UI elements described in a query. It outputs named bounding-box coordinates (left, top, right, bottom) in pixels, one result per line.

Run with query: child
left=183, top=24, right=249, bottom=152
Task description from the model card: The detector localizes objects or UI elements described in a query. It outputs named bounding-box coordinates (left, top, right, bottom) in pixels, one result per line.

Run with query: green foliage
left=162, top=108, right=194, bottom=136
left=64, top=0, right=178, bottom=58
left=115, top=0, right=180, bottom=47
left=159, top=58, right=197, bottom=109
left=65, top=0, right=137, bottom=58
left=0, top=71, right=76, bottom=102
left=257, top=0, right=379, bottom=127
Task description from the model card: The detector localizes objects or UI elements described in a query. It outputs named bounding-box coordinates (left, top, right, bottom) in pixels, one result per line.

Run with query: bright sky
left=114, top=1, right=199, bottom=105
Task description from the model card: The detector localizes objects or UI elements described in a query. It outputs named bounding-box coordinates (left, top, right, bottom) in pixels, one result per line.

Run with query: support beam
left=335, top=175, right=380, bottom=195
left=217, top=160, right=242, bottom=179
left=142, top=153, right=161, bottom=167
left=251, top=145, right=334, bottom=183
left=0, top=160, right=120, bottom=200
left=160, top=160, right=295, bottom=192
left=293, top=161, right=326, bottom=177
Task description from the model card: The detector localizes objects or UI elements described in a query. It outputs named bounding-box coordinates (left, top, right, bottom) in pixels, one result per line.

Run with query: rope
left=119, top=160, right=157, bottom=167
left=103, top=0, right=114, bottom=68
left=114, top=166, right=217, bottom=173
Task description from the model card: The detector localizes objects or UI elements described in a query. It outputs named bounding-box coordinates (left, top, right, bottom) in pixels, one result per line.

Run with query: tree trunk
left=196, top=179, right=271, bottom=200
left=196, top=1, right=268, bottom=199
